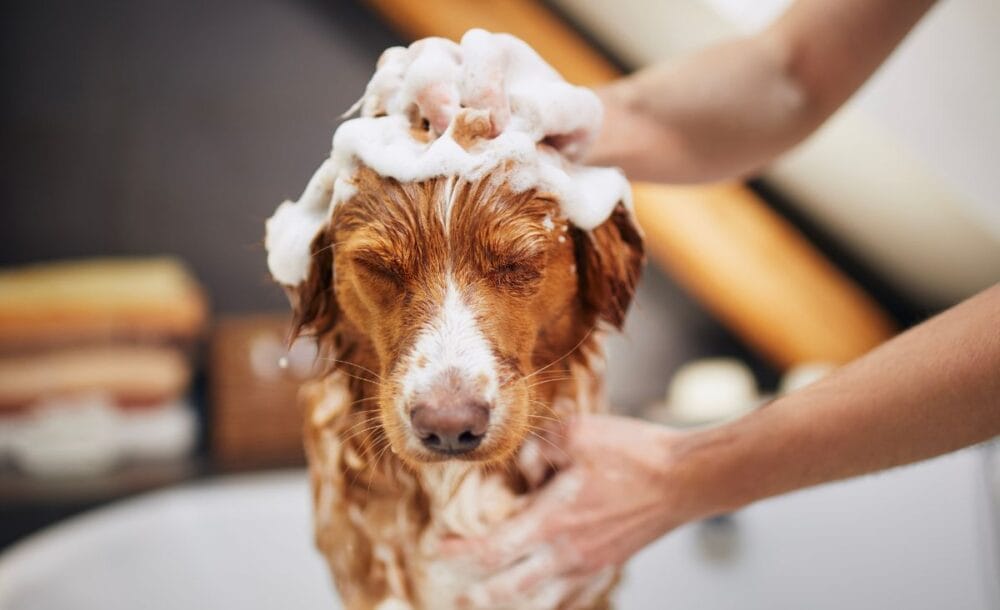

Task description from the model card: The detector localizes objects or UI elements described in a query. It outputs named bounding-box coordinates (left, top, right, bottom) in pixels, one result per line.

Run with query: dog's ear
left=288, top=227, right=340, bottom=339
left=574, top=202, right=644, bottom=329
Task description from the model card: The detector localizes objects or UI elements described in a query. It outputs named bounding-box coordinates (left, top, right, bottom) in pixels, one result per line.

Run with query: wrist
left=660, top=421, right=762, bottom=521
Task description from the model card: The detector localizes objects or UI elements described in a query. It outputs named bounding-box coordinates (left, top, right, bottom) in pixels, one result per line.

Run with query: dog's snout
left=410, top=401, right=489, bottom=454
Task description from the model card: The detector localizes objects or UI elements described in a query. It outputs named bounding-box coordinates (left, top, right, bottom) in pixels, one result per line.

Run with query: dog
left=267, top=30, right=644, bottom=610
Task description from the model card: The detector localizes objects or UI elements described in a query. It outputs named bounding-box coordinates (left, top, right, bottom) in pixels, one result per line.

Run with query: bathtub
left=1, top=446, right=997, bottom=609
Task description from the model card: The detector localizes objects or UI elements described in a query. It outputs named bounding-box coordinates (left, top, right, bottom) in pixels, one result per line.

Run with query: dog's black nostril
left=410, top=402, right=489, bottom=455
left=442, top=428, right=483, bottom=452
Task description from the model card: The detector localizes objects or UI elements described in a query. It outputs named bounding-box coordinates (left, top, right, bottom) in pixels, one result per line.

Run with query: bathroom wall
left=0, top=0, right=398, bottom=313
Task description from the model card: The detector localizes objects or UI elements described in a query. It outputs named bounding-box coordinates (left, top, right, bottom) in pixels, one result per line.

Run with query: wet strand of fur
left=517, top=324, right=596, bottom=385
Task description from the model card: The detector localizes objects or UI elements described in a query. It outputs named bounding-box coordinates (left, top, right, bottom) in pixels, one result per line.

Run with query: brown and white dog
left=264, top=28, right=643, bottom=610
left=282, top=156, right=643, bottom=609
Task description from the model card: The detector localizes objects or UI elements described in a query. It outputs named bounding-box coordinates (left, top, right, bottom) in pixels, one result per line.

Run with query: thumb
left=534, top=415, right=588, bottom=468
left=476, top=468, right=585, bottom=568
left=437, top=497, right=543, bottom=570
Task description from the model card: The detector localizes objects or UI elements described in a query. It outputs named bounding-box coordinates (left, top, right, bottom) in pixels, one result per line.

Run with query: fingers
left=405, top=41, right=461, bottom=134
left=557, top=566, right=618, bottom=609
left=438, top=505, right=540, bottom=571
left=366, top=28, right=611, bottom=151
left=414, top=82, right=459, bottom=134
left=461, top=574, right=591, bottom=610
left=517, top=437, right=554, bottom=489
left=534, top=415, right=583, bottom=468
left=439, top=469, right=585, bottom=574
left=459, top=555, right=605, bottom=610
left=531, top=574, right=593, bottom=610
left=437, top=481, right=551, bottom=565
left=459, top=29, right=522, bottom=137
left=438, top=464, right=609, bottom=609
left=518, top=417, right=577, bottom=488
left=458, top=544, right=561, bottom=609
left=542, top=413, right=674, bottom=464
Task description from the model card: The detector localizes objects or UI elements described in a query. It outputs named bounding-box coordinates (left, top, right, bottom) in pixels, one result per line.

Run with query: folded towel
left=0, top=345, right=190, bottom=412
left=0, top=257, right=207, bottom=352
left=0, top=395, right=197, bottom=478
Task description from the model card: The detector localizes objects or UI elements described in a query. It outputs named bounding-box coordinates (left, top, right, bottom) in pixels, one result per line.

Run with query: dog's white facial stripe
left=399, top=279, right=498, bottom=416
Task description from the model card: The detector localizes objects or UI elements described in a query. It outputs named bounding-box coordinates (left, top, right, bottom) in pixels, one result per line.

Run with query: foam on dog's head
left=265, top=29, right=631, bottom=287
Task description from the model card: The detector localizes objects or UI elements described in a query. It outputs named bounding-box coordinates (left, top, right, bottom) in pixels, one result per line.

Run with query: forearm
left=450, top=286, right=997, bottom=590
left=673, top=284, right=1000, bottom=518
left=589, top=0, right=936, bottom=183
left=591, top=35, right=806, bottom=183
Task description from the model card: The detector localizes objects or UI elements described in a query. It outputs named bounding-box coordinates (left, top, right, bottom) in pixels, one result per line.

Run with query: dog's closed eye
left=487, top=257, right=542, bottom=293
left=352, top=252, right=406, bottom=287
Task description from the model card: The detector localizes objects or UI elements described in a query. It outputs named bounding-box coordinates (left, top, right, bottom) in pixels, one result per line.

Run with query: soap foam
left=265, top=29, right=631, bottom=286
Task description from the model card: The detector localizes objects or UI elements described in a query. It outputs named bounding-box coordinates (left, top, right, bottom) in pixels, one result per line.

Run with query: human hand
left=583, top=76, right=695, bottom=183
left=441, top=413, right=698, bottom=608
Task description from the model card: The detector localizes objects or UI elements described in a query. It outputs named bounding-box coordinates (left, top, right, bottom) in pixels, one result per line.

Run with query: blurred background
left=1, top=0, right=998, bottom=608
left=1, top=0, right=402, bottom=543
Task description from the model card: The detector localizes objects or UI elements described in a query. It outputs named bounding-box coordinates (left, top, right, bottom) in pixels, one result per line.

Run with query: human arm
left=587, top=0, right=937, bottom=183
left=445, top=284, right=1000, bottom=606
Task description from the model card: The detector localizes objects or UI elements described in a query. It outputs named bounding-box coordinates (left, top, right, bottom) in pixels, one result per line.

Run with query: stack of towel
left=0, top=258, right=207, bottom=477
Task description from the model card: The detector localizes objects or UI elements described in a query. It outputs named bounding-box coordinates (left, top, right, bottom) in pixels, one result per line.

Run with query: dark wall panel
left=0, top=0, right=399, bottom=312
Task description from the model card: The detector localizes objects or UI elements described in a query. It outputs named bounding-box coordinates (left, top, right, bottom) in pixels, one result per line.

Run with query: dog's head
left=291, top=164, right=642, bottom=467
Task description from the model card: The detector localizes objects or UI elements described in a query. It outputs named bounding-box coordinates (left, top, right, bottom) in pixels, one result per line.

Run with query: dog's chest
left=305, top=359, right=609, bottom=610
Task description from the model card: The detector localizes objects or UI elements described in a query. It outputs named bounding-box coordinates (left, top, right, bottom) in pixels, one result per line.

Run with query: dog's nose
left=410, top=401, right=489, bottom=454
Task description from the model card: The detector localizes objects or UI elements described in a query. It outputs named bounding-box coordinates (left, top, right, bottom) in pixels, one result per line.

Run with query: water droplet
left=278, top=356, right=289, bottom=369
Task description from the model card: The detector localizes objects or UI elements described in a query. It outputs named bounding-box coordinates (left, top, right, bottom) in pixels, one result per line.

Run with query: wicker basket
left=210, top=314, right=320, bottom=469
